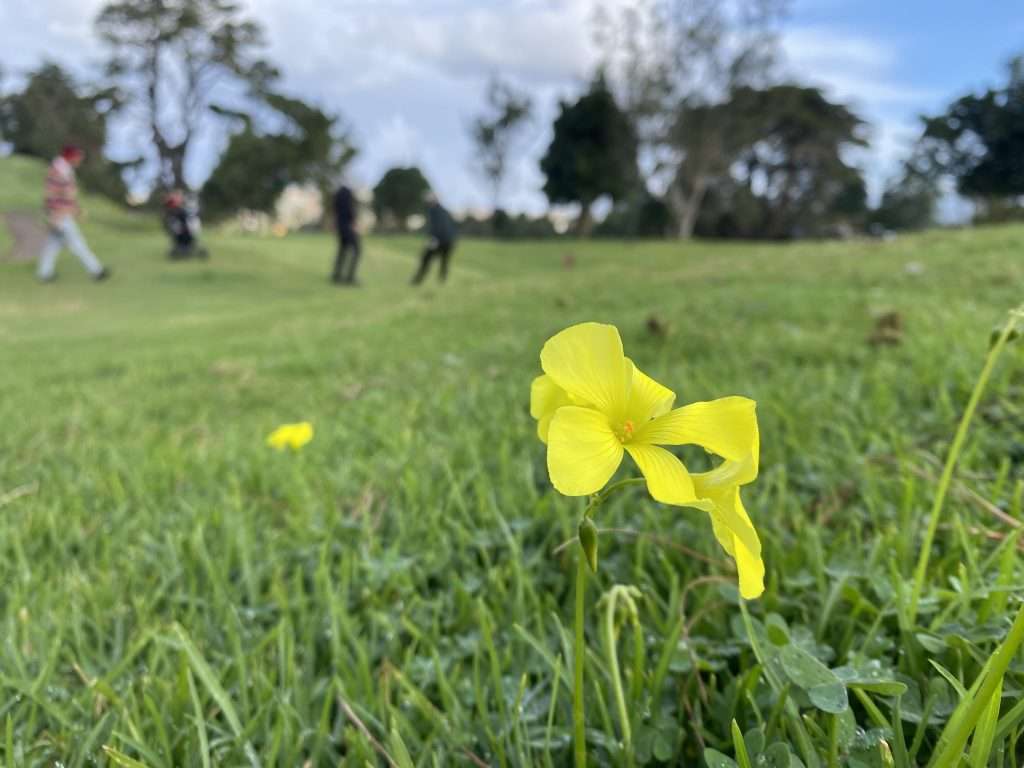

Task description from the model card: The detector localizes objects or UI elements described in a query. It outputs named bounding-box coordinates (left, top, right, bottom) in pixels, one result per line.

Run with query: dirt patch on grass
left=2, top=212, right=46, bottom=262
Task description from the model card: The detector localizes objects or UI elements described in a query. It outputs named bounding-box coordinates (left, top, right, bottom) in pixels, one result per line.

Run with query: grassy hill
left=3, top=154, right=1024, bottom=765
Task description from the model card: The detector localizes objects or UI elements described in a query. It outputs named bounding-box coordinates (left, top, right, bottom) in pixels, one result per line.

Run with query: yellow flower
left=266, top=421, right=314, bottom=451
left=530, top=322, right=764, bottom=599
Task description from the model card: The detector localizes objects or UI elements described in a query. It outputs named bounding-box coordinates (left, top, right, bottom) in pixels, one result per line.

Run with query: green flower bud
left=579, top=518, right=598, bottom=573
left=879, top=739, right=894, bottom=768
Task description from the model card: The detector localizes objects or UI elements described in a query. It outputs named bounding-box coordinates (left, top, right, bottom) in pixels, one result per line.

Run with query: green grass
left=3, top=156, right=1024, bottom=766
left=0, top=219, right=10, bottom=260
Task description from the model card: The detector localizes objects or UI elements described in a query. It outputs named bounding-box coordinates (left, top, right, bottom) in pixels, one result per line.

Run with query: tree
left=372, top=167, right=431, bottom=230
left=871, top=164, right=937, bottom=232
left=539, top=73, right=636, bottom=235
left=690, top=85, right=868, bottom=239
left=469, top=76, right=532, bottom=215
left=663, top=95, right=762, bottom=237
left=95, top=0, right=277, bottom=191
left=0, top=62, right=127, bottom=200
left=594, top=0, right=790, bottom=237
left=918, top=55, right=1024, bottom=209
left=594, top=192, right=673, bottom=238
left=201, top=93, right=356, bottom=220
left=733, top=85, right=867, bottom=238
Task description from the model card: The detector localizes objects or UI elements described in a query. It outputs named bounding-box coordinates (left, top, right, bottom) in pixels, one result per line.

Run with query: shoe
left=93, top=267, right=111, bottom=281
left=38, top=274, right=57, bottom=283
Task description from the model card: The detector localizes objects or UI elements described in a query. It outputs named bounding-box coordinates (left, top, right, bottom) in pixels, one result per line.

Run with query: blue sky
left=1, top=0, right=1022, bottom=215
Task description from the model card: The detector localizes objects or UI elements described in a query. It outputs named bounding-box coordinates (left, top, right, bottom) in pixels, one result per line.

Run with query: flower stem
left=574, top=547, right=588, bottom=768
left=604, top=588, right=635, bottom=765
left=585, top=477, right=646, bottom=517
left=908, top=306, right=1023, bottom=626
left=570, top=478, right=644, bottom=768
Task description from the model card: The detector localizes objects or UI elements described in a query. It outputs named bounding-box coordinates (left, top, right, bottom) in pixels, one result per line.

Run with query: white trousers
left=37, top=218, right=103, bottom=279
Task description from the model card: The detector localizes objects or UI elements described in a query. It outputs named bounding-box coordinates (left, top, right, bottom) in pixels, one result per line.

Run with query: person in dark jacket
left=411, top=192, right=457, bottom=285
left=331, top=183, right=361, bottom=285
left=163, top=190, right=208, bottom=259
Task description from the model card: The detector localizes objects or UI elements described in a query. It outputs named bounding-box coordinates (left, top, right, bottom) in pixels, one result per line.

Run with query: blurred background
left=1, top=0, right=1022, bottom=243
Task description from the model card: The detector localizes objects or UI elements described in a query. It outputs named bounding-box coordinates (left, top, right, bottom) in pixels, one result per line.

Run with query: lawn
left=3, top=157, right=1024, bottom=766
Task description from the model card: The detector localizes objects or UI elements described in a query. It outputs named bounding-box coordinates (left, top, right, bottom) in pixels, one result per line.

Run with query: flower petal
left=692, top=468, right=765, bottom=602
left=635, top=396, right=758, bottom=478
left=530, top=375, right=572, bottom=443
left=624, top=443, right=698, bottom=505
left=266, top=422, right=313, bottom=450
left=547, top=406, right=624, bottom=496
left=626, top=359, right=676, bottom=424
left=540, top=322, right=629, bottom=421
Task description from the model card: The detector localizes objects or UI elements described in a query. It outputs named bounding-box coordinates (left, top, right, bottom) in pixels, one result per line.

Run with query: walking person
left=411, top=192, right=457, bottom=285
left=37, top=145, right=110, bottom=283
left=331, top=183, right=361, bottom=285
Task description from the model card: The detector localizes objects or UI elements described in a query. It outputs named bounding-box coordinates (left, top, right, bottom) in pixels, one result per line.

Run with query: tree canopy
left=96, top=0, right=278, bottom=191
left=0, top=62, right=128, bottom=201
left=691, top=85, right=867, bottom=239
left=539, top=73, right=636, bottom=235
left=372, top=167, right=431, bottom=230
left=919, top=56, right=1024, bottom=205
left=201, top=93, right=356, bottom=220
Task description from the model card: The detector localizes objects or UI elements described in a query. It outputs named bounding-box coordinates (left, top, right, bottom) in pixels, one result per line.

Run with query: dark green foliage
left=595, top=193, right=674, bottom=238
left=693, top=84, right=868, bottom=239
left=920, top=55, right=1024, bottom=204
left=372, top=166, right=431, bottom=230
left=0, top=62, right=127, bottom=201
left=597, top=0, right=790, bottom=238
left=871, top=167, right=938, bottom=232
left=95, top=0, right=278, bottom=190
left=200, top=130, right=291, bottom=218
left=540, top=72, right=637, bottom=234
left=201, top=93, right=356, bottom=220
left=458, top=210, right=559, bottom=239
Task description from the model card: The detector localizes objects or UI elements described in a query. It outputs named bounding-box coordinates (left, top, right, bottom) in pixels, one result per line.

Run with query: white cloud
left=780, top=26, right=938, bottom=202
left=0, top=0, right=105, bottom=74
left=1, top=2, right=955, bottom=215
left=782, top=27, right=935, bottom=108
left=242, top=0, right=607, bottom=211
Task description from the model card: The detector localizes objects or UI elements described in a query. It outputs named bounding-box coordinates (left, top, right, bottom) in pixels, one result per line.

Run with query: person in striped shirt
left=37, top=145, right=110, bottom=282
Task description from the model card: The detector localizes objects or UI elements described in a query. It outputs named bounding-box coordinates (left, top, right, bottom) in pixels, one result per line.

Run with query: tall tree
left=663, top=96, right=761, bottom=237
left=595, top=0, right=789, bottom=237
left=469, top=76, right=532, bottom=215
left=201, top=94, right=356, bottom=220
left=539, top=73, right=636, bottom=236
left=699, top=85, right=868, bottom=239
left=95, top=0, right=277, bottom=191
left=372, top=167, right=431, bottom=231
left=0, top=62, right=128, bottom=200
left=918, top=55, right=1024, bottom=210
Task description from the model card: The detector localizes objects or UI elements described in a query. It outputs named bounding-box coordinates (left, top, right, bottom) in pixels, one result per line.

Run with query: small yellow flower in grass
left=531, top=322, right=764, bottom=599
left=266, top=421, right=314, bottom=451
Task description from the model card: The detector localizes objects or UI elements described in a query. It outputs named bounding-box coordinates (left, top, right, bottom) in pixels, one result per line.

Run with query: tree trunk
left=169, top=146, right=187, bottom=191
left=576, top=201, right=594, bottom=237
left=670, top=176, right=709, bottom=239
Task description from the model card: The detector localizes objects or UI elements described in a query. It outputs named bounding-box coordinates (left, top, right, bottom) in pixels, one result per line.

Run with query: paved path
left=2, top=212, right=45, bottom=262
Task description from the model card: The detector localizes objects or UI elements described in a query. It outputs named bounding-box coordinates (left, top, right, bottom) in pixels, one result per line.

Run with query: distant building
left=275, top=183, right=322, bottom=231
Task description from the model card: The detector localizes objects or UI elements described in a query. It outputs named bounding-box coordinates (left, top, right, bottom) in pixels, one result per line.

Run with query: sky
left=1, top=0, right=1023, bottom=216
